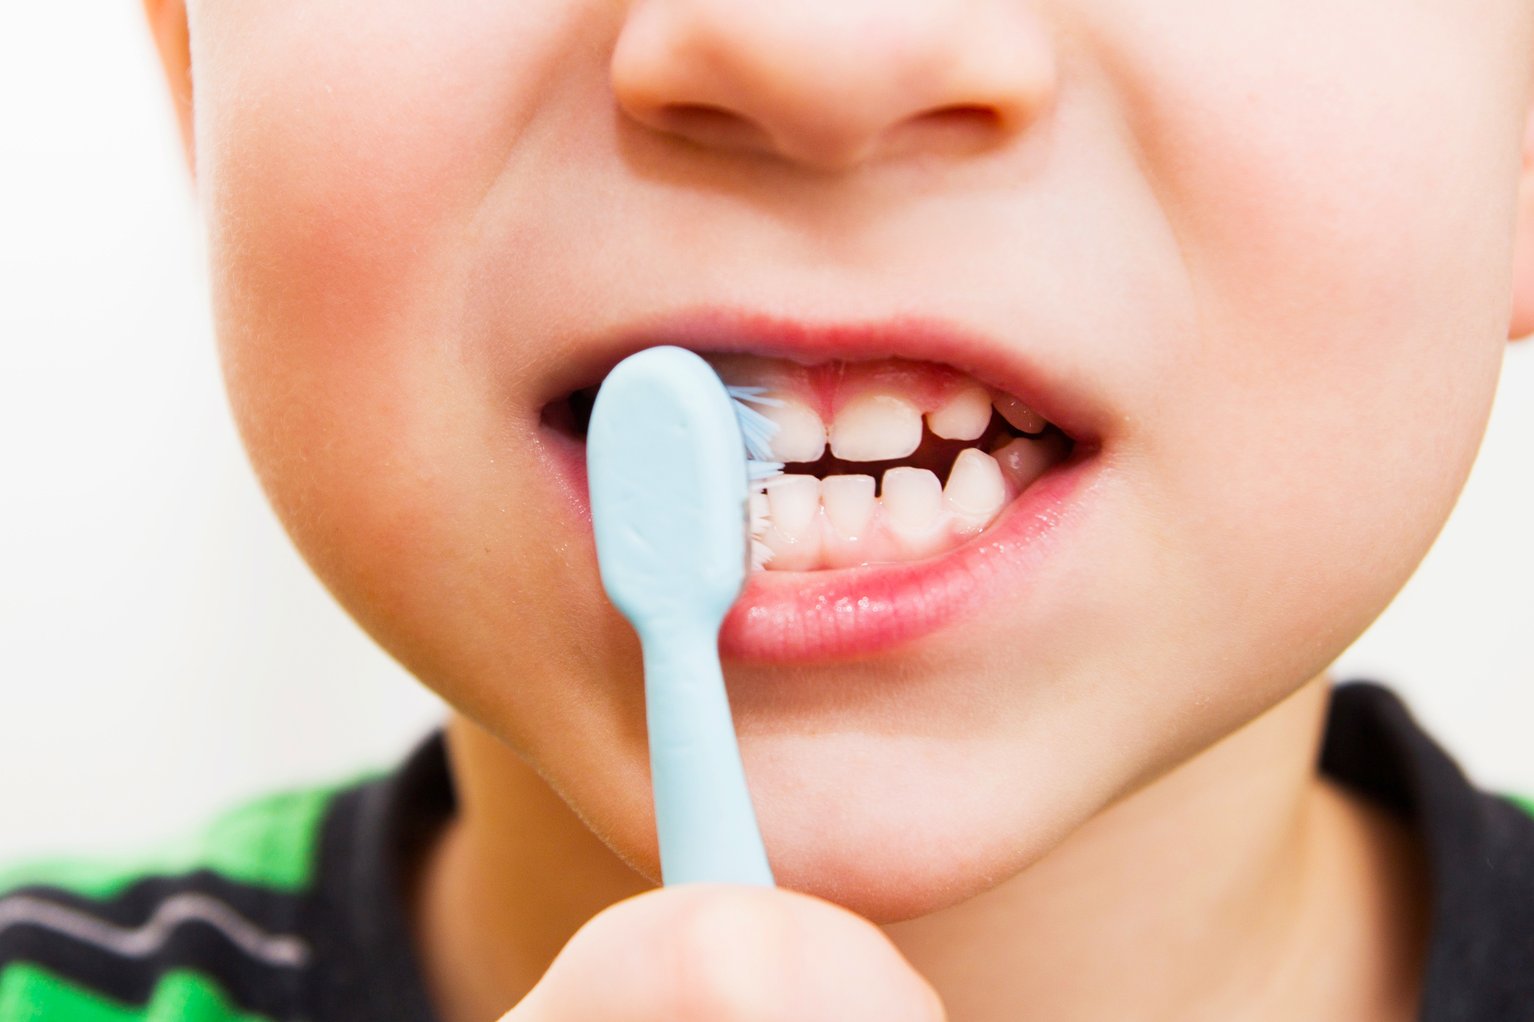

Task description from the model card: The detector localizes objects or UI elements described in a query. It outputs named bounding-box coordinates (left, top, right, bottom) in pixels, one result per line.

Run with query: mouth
left=547, top=353, right=1077, bottom=570
left=535, top=308, right=1106, bottom=662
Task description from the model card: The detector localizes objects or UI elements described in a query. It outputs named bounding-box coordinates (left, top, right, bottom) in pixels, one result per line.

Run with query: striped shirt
left=0, top=736, right=451, bottom=1020
left=1, top=681, right=1531, bottom=1020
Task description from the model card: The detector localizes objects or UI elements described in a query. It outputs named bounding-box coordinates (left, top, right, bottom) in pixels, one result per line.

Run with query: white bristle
left=730, top=385, right=784, bottom=569
left=747, top=459, right=784, bottom=483
left=749, top=490, right=775, bottom=569
left=728, top=387, right=785, bottom=482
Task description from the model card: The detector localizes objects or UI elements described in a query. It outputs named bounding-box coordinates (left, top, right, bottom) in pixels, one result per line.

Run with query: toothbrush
left=586, top=345, right=782, bottom=887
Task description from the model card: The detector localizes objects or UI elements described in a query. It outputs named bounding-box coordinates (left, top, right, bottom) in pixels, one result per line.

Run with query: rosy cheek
left=198, top=1, right=589, bottom=366
left=1093, top=3, right=1511, bottom=438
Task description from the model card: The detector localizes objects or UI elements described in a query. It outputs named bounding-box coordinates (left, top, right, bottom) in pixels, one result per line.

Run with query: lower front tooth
left=943, top=448, right=1006, bottom=530
left=822, top=474, right=876, bottom=538
left=765, top=474, right=820, bottom=535
left=763, top=474, right=823, bottom=570
left=881, top=467, right=943, bottom=534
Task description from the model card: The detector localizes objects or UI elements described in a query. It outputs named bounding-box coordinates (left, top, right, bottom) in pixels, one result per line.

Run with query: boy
left=3, top=0, right=1533, bottom=1018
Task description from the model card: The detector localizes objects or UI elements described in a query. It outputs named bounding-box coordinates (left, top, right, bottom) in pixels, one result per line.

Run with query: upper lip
left=538, top=305, right=1110, bottom=444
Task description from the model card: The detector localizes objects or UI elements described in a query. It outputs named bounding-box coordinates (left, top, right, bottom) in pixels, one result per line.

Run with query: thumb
left=501, top=884, right=946, bottom=1022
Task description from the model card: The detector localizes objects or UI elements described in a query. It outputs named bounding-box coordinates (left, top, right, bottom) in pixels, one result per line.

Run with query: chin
left=730, top=730, right=1088, bottom=924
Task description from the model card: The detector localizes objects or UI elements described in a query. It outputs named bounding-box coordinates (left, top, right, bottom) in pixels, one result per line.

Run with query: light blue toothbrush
left=587, top=345, right=782, bottom=887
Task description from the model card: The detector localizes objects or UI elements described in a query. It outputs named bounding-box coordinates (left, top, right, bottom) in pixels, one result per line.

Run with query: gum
left=705, top=354, right=986, bottom=422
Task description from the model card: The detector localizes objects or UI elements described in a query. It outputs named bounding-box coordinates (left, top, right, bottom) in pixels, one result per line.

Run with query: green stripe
left=0, top=774, right=374, bottom=899
left=1510, top=793, right=1534, bottom=820
left=0, top=963, right=273, bottom=1021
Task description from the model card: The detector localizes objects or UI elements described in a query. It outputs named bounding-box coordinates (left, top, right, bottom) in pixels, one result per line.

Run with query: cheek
left=195, top=0, right=600, bottom=388
left=190, top=2, right=623, bottom=705
left=1089, top=0, right=1518, bottom=662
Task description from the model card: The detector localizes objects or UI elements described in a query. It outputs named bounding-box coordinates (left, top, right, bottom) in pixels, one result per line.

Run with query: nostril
left=918, top=104, right=1004, bottom=129
left=642, top=103, right=1011, bottom=171
left=887, top=103, right=1010, bottom=157
left=610, top=0, right=1056, bottom=172
left=654, top=103, right=774, bottom=155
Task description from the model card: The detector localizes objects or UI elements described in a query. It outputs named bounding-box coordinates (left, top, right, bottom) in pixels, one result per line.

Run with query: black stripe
left=0, top=873, right=310, bottom=1018
left=1322, top=682, right=1534, bottom=1022
left=301, top=734, right=451, bottom=1022
left=0, top=732, right=450, bottom=1021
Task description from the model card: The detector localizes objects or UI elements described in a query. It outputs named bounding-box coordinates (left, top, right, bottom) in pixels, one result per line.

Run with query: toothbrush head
left=723, top=385, right=786, bottom=571
left=588, top=346, right=781, bottom=633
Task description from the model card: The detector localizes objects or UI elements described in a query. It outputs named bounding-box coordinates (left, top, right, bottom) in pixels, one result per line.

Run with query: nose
left=611, top=0, right=1056, bottom=171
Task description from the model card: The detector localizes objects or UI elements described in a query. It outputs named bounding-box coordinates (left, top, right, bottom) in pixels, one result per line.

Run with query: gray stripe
left=0, top=891, right=310, bottom=969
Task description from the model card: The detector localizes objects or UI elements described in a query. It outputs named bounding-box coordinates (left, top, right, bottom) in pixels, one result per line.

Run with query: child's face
left=182, top=0, right=1531, bottom=917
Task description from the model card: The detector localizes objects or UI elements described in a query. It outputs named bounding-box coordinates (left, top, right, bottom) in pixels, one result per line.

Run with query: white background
left=2, top=6, right=1531, bottom=863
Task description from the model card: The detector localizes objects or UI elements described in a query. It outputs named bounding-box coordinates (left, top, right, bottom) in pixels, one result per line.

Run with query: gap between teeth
left=718, top=367, right=1061, bottom=571
left=750, top=436, right=1059, bottom=572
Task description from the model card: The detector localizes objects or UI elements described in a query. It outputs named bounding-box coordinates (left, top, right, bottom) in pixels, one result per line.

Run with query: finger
left=501, top=884, right=946, bottom=1022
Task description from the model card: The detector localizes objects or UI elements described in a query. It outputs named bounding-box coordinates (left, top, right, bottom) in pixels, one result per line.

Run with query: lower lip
left=539, top=425, right=1099, bottom=663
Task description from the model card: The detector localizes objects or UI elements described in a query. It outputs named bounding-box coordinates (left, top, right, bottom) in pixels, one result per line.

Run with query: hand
left=499, top=883, right=947, bottom=1021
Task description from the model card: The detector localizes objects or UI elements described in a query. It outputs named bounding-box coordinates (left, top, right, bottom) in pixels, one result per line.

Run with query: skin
left=144, top=0, right=1534, bottom=1018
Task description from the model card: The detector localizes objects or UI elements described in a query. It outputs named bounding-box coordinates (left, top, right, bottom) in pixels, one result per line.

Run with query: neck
left=883, top=674, right=1426, bottom=1020
left=413, top=674, right=1427, bottom=1022
left=412, top=719, right=653, bottom=1022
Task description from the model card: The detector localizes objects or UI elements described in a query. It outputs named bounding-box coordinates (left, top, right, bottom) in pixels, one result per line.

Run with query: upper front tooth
left=829, top=393, right=922, bottom=461
left=762, top=397, right=827, bottom=463
left=995, top=395, right=1047, bottom=434
left=926, top=385, right=993, bottom=441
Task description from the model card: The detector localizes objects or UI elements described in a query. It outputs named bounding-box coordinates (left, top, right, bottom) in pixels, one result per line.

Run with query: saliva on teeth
left=719, top=357, right=1065, bottom=573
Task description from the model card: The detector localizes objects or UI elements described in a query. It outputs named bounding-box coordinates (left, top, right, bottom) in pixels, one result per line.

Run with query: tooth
left=761, top=474, right=823, bottom=570
left=829, top=393, right=922, bottom=462
left=995, top=395, right=1047, bottom=434
left=822, top=474, right=876, bottom=538
left=881, top=467, right=942, bottom=533
left=764, top=474, right=820, bottom=535
left=750, top=489, right=772, bottom=536
left=762, top=397, right=827, bottom=463
left=760, top=528, right=817, bottom=571
left=992, top=437, right=1057, bottom=492
left=926, top=385, right=993, bottom=441
left=749, top=488, right=774, bottom=570
left=943, top=448, right=1007, bottom=526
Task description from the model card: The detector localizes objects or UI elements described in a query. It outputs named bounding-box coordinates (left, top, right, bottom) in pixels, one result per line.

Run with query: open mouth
left=540, top=353, right=1077, bottom=572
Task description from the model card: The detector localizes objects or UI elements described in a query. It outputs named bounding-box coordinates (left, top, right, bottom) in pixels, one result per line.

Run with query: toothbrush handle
left=640, top=623, right=774, bottom=887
